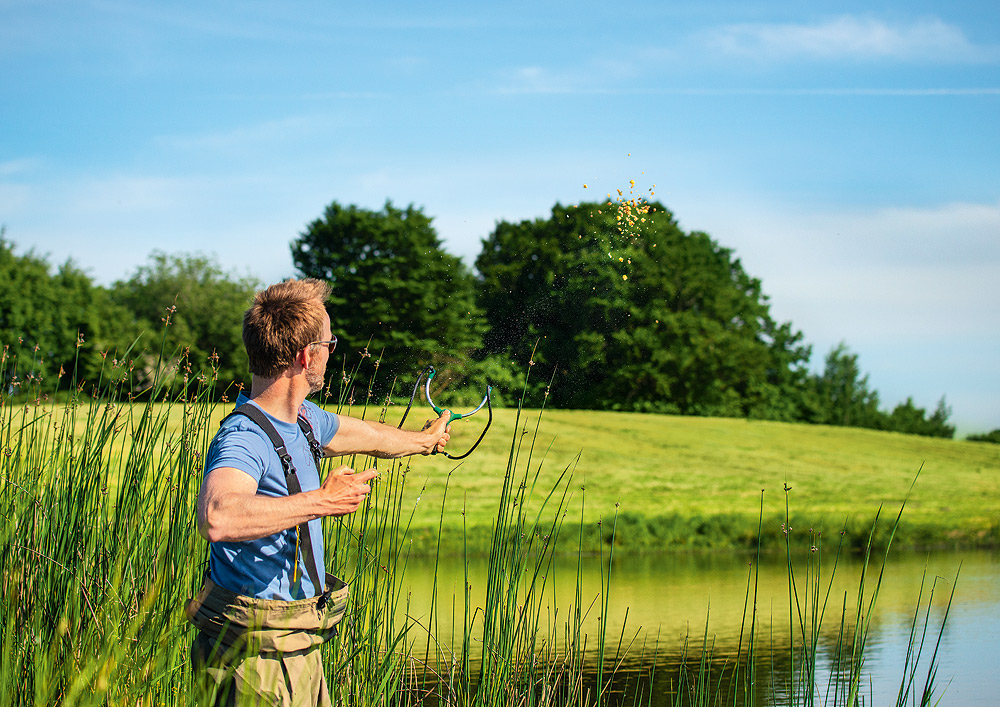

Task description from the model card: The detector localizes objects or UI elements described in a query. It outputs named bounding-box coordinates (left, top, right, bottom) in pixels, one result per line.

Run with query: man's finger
left=425, top=410, right=451, bottom=430
left=323, top=464, right=355, bottom=483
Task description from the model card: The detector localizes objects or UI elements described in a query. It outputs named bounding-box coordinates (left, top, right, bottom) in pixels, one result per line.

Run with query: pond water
left=396, top=548, right=999, bottom=705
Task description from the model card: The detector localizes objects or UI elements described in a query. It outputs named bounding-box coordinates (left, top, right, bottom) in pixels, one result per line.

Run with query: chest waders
left=187, top=403, right=348, bottom=707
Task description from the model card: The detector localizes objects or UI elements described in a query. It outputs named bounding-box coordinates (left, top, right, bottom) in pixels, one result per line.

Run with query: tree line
left=0, top=200, right=974, bottom=440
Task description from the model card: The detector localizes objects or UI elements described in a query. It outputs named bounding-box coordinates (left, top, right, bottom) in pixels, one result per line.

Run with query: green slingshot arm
left=423, top=367, right=492, bottom=421
left=396, top=365, right=493, bottom=460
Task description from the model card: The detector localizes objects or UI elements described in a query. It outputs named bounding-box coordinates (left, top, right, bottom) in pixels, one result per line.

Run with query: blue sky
left=2, top=0, right=998, bottom=433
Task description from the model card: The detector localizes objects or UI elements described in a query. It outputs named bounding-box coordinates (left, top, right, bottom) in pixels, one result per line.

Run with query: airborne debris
left=576, top=171, right=660, bottom=285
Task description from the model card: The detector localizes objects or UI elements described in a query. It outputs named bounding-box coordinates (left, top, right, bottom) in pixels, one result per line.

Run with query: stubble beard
left=306, top=362, right=325, bottom=394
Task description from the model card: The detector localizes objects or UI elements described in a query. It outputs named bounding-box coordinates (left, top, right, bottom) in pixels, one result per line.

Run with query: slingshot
left=397, top=365, right=492, bottom=460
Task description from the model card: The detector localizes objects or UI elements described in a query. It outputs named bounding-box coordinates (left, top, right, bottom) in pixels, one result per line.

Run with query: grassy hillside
left=342, top=403, right=1000, bottom=554
left=63, top=399, right=999, bottom=554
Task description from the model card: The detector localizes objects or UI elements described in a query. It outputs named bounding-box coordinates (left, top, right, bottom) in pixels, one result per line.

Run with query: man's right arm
left=323, top=411, right=451, bottom=458
left=197, top=465, right=377, bottom=543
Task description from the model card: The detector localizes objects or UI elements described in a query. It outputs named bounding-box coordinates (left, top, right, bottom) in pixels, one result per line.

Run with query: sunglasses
left=308, top=336, right=338, bottom=354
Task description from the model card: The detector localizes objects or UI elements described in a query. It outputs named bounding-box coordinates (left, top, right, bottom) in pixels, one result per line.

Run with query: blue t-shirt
left=204, top=393, right=340, bottom=600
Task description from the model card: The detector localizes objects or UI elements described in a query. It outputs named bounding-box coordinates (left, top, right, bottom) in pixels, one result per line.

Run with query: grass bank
left=343, top=405, right=1000, bottom=554
left=55, top=399, right=998, bottom=554
left=54, top=403, right=1000, bottom=554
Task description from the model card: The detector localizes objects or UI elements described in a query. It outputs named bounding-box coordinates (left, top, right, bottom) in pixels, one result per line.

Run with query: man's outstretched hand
left=422, top=410, right=452, bottom=454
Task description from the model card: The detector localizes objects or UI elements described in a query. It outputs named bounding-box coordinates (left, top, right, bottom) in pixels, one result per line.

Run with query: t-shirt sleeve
left=203, top=424, right=273, bottom=484
left=301, top=400, right=340, bottom=446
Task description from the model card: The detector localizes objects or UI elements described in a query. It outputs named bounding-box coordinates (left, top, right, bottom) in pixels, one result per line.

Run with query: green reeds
left=653, top=472, right=958, bottom=707
left=0, top=329, right=959, bottom=707
left=0, top=326, right=219, bottom=704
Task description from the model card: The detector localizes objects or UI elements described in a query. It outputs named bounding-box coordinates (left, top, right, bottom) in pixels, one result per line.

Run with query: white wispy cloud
left=644, top=87, right=1000, bottom=96
left=706, top=15, right=996, bottom=63
left=153, top=115, right=328, bottom=152
left=491, top=66, right=580, bottom=95
left=679, top=197, right=1000, bottom=340
left=68, top=175, right=193, bottom=213
left=490, top=56, right=641, bottom=95
left=841, top=201, right=1000, bottom=267
left=0, top=159, right=43, bottom=216
left=0, top=158, right=42, bottom=177
left=0, top=184, right=31, bottom=214
left=487, top=51, right=1000, bottom=97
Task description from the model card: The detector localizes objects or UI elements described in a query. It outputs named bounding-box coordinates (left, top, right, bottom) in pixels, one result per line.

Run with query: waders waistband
left=186, top=574, right=349, bottom=654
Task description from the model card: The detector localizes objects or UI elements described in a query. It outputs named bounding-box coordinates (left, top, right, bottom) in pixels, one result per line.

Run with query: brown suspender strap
left=225, top=403, right=326, bottom=600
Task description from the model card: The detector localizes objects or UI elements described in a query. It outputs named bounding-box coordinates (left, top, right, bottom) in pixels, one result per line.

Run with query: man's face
left=305, top=312, right=333, bottom=394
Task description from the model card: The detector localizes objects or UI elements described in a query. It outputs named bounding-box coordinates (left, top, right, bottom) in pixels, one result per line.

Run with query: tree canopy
left=802, top=342, right=956, bottom=438
left=0, top=199, right=962, bottom=440
left=292, top=200, right=485, bottom=387
left=805, top=342, right=883, bottom=427
left=475, top=202, right=812, bottom=417
left=108, top=252, right=259, bottom=391
left=0, top=233, right=131, bottom=391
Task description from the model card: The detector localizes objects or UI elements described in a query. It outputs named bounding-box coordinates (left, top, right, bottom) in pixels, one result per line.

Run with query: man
left=188, top=278, right=450, bottom=706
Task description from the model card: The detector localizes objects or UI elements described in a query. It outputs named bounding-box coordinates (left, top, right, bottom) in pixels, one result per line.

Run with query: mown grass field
left=384, top=405, right=999, bottom=552
left=98, top=399, right=999, bottom=554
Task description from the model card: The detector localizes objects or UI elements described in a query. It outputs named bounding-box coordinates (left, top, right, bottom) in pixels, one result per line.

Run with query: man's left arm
left=323, top=411, right=451, bottom=459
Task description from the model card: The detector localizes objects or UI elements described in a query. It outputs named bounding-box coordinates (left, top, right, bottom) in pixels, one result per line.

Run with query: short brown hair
left=243, top=279, right=332, bottom=378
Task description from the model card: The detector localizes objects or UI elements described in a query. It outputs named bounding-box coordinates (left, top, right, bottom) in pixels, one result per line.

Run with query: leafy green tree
left=885, top=396, right=955, bottom=438
left=109, top=252, right=259, bottom=392
left=967, top=428, right=1000, bottom=444
left=292, top=200, right=485, bottom=387
left=0, top=233, right=130, bottom=392
left=805, top=345, right=956, bottom=437
left=475, top=202, right=811, bottom=416
left=806, top=342, right=883, bottom=428
left=926, top=396, right=956, bottom=438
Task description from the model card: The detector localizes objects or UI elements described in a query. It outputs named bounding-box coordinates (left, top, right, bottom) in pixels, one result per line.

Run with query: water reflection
left=398, top=549, right=998, bottom=706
